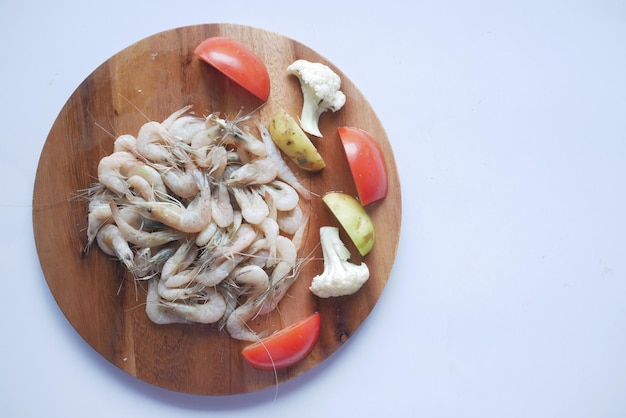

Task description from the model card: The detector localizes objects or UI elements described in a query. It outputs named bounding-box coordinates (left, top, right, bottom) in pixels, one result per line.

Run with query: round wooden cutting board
left=32, top=24, right=401, bottom=395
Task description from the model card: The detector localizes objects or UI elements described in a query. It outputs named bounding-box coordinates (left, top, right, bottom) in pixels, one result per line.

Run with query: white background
left=3, top=0, right=626, bottom=417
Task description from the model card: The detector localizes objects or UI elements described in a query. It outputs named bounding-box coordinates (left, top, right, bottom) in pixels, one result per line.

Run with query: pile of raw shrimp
left=85, top=106, right=311, bottom=342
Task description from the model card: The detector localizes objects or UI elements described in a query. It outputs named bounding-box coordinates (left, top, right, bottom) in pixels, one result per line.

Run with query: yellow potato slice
left=268, top=110, right=325, bottom=172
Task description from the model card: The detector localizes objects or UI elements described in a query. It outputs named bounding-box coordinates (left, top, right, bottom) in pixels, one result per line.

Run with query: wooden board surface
left=32, top=24, right=402, bottom=395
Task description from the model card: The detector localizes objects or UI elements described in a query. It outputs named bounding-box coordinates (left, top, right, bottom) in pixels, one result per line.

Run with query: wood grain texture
left=32, top=24, right=401, bottom=395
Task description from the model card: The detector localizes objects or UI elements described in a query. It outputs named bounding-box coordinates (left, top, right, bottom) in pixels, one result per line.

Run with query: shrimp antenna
left=118, top=94, right=151, bottom=122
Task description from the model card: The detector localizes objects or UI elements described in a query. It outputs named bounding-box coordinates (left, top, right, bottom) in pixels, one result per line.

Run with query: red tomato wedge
left=194, top=37, right=270, bottom=102
left=338, top=127, right=388, bottom=205
left=241, top=312, right=321, bottom=370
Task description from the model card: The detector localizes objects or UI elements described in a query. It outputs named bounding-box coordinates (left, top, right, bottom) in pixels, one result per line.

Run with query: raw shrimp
left=231, top=264, right=269, bottom=295
left=232, top=187, right=269, bottom=225
left=97, top=151, right=141, bottom=197
left=145, top=278, right=186, bottom=325
left=162, top=289, right=226, bottom=324
left=87, top=105, right=313, bottom=336
left=258, top=235, right=298, bottom=315
left=257, top=217, right=279, bottom=266
left=226, top=296, right=265, bottom=341
left=214, top=115, right=267, bottom=158
left=195, top=255, right=243, bottom=287
left=202, top=227, right=229, bottom=253
left=136, top=121, right=177, bottom=163
left=161, top=105, right=194, bottom=129
left=155, top=161, right=201, bottom=199
left=126, top=164, right=168, bottom=198
left=126, top=176, right=152, bottom=201
left=190, top=123, right=222, bottom=149
left=257, top=123, right=312, bottom=199
left=168, top=114, right=206, bottom=144
left=264, top=188, right=277, bottom=221
left=219, top=223, right=257, bottom=259
left=113, top=134, right=137, bottom=153
left=195, top=221, right=218, bottom=247
left=160, top=240, right=198, bottom=282
left=133, top=246, right=176, bottom=279
left=157, top=275, right=204, bottom=301
left=246, top=248, right=271, bottom=269
left=86, top=202, right=113, bottom=250
left=229, top=210, right=244, bottom=238
left=211, top=183, right=234, bottom=228
left=162, top=264, right=201, bottom=289
left=109, top=201, right=185, bottom=247
left=217, top=283, right=238, bottom=331
left=276, top=204, right=304, bottom=235
left=137, top=185, right=212, bottom=233
left=96, top=224, right=135, bottom=271
left=259, top=180, right=299, bottom=212
left=193, top=144, right=228, bottom=174
left=225, top=158, right=278, bottom=186
left=291, top=212, right=309, bottom=252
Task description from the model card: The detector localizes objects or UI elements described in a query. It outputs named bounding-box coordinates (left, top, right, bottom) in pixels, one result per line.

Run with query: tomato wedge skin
left=337, top=127, right=388, bottom=206
left=241, top=312, right=321, bottom=370
left=194, top=36, right=270, bottom=102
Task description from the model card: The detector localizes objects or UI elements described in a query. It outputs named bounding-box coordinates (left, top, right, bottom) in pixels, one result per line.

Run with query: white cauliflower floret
left=310, top=226, right=370, bottom=298
left=287, top=59, right=346, bottom=138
